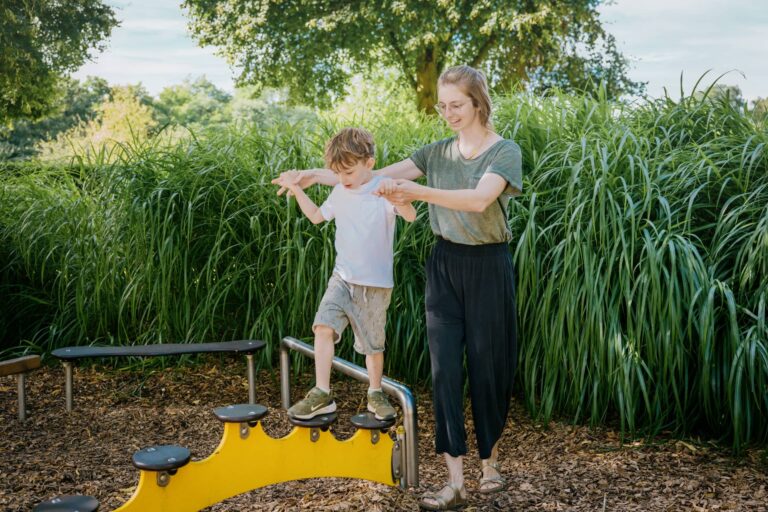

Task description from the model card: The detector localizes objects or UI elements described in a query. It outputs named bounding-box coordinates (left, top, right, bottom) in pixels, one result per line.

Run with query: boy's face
left=336, top=157, right=375, bottom=190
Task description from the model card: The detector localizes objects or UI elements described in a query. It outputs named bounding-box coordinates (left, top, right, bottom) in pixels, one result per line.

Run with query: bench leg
left=17, top=373, right=27, bottom=421
left=246, top=354, right=255, bottom=405
left=64, top=362, right=73, bottom=412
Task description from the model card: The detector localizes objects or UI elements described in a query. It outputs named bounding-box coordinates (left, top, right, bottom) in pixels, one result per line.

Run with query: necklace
left=457, top=129, right=489, bottom=160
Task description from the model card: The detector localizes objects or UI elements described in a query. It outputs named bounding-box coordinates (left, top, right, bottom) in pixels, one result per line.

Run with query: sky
left=73, top=0, right=768, bottom=103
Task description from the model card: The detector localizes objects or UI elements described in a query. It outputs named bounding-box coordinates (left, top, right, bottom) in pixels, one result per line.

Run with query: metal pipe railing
left=64, top=362, right=73, bottom=412
left=246, top=354, right=256, bottom=404
left=17, top=373, right=27, bottom=421
left=279, top=336, right=419, bottom=488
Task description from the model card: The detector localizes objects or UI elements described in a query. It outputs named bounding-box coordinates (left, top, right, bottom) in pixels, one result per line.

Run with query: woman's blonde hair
left=438, top=65, right=493, bottom=129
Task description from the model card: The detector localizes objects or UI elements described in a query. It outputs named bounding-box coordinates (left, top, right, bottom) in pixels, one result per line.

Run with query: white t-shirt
left=319, top=175, right=397, bottom=288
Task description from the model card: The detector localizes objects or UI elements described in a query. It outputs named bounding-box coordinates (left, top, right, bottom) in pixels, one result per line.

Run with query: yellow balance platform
left=115, top=421, right=398, bottom=512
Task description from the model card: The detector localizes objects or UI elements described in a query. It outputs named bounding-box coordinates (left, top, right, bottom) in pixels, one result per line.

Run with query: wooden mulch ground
left=2, top=358, right=767, bottom=511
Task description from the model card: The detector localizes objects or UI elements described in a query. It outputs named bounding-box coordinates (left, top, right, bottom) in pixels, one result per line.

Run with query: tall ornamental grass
left=1, top=86, right=766, bottom=450
left=497, top=86, right=767, bottom=450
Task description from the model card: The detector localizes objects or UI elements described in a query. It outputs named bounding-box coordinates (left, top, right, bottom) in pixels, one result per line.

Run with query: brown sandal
left=478, top=461, right=506, bottom=494
left=419, top=483, right=467, bottom=510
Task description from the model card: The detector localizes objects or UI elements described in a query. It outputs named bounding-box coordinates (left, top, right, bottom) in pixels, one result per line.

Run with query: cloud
left=631, top=51, right=689, bottom=64
left=120, top=18, right=188, bottom=32
left=598, top=0, right=767, bottom=101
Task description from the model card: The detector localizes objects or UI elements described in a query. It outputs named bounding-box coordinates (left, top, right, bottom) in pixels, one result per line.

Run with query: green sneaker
left=288, top=387, right=337, bottom=419
left=367, top=390, right=396, bottom=420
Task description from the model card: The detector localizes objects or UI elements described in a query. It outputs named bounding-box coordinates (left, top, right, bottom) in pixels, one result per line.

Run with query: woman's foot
left=478, top=460, right=506, bottom=494
left=419, top=483, right=467, bottom=510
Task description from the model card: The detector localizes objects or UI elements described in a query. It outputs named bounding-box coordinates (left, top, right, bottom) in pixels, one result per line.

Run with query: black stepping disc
left=132, top=445, right=191, bottom=471
left=34, top=495, right=99, bottom=512
left=213, top=403, right=268, bottom=423
left=350, top=411, right=396, bottom=430
left=287, top=412, right=338, bottom=428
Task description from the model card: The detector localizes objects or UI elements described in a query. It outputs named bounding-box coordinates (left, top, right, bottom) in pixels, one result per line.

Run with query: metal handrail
left=279, top=336, right=419, bottom=488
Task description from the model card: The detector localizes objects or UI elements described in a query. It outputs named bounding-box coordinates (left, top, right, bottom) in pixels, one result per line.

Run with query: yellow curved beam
left=115, top=422, right=396, bottom=512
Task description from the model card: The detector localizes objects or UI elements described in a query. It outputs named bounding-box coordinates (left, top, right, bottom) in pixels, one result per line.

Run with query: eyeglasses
left=433, top=101, right=470, bottom=116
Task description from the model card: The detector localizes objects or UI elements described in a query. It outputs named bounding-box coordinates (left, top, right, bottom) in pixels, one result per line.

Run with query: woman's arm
left=272, top=158, right=423, bottom=195
left=271, top=168, right=337, bottom=196
left=385, top=174, right=512, bottom=212
left=374, top=158, right=424, bottom=180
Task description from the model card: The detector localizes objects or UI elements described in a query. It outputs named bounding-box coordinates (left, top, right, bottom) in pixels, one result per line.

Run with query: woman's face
left=436, top=83, right=478, bottom=132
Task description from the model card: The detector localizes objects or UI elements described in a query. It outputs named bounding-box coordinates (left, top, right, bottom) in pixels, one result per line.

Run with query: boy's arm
left=394, top=202, right=417, bottom=222
left=287, top=185, right=326, bottom=224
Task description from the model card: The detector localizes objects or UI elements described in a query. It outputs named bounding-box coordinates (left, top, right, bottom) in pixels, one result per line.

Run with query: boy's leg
left=347, top=284, right=395, bottom=420
left=311, top=272, right=350, bottom=390
left=365, top=352, right=384, bottom=390
left=287, top=325, right=337, bottom=419
left=287, top=274, right=349, bottom=420
left=364, top=351, right=395, bottom=419
left=314, top=325, right=336, bottom=391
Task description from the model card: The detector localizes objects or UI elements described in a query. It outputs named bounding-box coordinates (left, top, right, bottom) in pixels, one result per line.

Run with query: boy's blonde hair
left=324, top=127, right=375, bottom=172
left=438, top=65, right=494, bottom=129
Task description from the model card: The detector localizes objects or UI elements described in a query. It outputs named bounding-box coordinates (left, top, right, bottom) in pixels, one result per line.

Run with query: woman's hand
left=271, top=170, right=316, bottom=196
left=376, top=179, right=422, bottom=205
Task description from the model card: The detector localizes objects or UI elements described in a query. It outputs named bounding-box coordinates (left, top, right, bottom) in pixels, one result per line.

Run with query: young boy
left=273, top=127, right=417, bottom=420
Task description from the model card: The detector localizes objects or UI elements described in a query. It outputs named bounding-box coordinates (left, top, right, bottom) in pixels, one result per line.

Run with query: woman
left=275, top=65, right=522, bottom=510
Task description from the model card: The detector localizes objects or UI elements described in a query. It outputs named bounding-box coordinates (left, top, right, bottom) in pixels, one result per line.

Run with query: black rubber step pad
left=213, top=403, right=268, bottom=423
left=350, top=411, right=396, bottom=430
left=287, top=412, right=338, bottom=428
left=34, top=495, right=99, bottom=511
left=132, top=445, right=191, bottom=471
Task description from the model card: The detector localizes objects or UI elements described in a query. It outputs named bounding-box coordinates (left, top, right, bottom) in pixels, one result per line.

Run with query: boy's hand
left=375, top=178, right=420, bottom=206
left=375, top=177, right=397, bottom=196
left=271, top=170, right=314, bottom=196
left=271, top=174, right=293, bottom=197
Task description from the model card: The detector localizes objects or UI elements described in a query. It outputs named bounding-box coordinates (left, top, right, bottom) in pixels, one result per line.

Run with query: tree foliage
left=154, top=76, right=232, bottom=128
left=0, top=77, right=110, bottom=160
left=0, top=0, right=117, bottom=123
left=693, top=84, right=747, bottom=110
left=183, top=0, right=642, bottom=111
left=752, top=97, right=768, bottom=121
left=37, top=85, right=158, bottom=163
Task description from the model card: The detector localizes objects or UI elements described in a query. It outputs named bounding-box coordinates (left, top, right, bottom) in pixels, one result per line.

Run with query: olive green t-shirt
left=410, top=137, right=523, bottom=245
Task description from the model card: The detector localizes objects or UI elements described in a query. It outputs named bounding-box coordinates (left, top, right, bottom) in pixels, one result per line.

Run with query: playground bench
left=1, top=354, right=41, bottom=421
left=51, top=340, right=265, bottom=412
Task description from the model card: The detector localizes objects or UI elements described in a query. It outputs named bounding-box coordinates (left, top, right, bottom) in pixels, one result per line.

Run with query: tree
left=227, top=85, right=317, bottom=127
left=38, top=85, right=158, bottom=163
left=1, top=0, right=117, bottom=123
left=183, top=0, right=640, bottom=111
left=154, top=76, right=233, bottom=129
left=0, top=77, right=110, bottom=160
left=751, top=97, right=768, bottom=121
left=693, top=84, right=747, bottom=110
left=526, top=33, right=640, bottom=99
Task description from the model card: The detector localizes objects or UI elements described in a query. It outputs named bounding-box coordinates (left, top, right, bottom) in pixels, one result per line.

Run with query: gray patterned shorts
left=313, top=273, right=393, bottom=355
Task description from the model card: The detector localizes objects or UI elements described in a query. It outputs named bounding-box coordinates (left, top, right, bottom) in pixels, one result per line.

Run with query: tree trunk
left=415, top=46, right=440, bottom=114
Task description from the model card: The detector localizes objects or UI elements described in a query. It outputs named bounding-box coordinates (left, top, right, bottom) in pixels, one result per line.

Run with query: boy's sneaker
left=367, top=390, right=396, bottom=420
left=287, top=387, right=337, bottom=419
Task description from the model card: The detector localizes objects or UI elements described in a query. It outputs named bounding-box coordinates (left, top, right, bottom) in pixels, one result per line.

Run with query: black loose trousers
left=425, top=237, right=518, bottom=459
